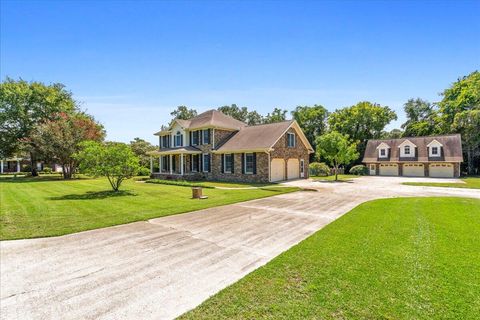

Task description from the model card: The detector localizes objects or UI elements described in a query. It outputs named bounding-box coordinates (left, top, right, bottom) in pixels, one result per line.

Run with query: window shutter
left=231, top=154, right=235, bottom=174
left=200, top=154, right=203, bottom=172
left=190, top=154, right=193, bottom=171
left=200, top=130, right=203, bottom=145
left=253, top=153, right=257, bottom=174
left=208, top=154, right=212, bottom=172
left=181, top=135, right=183, bottom=146
left=208, top=129, right=212, bottom=144
left=221, top=154, right=224, bottom=173
left=241, top=153, right=245, bottom=174
left=189, top=132, right=192, bottom=146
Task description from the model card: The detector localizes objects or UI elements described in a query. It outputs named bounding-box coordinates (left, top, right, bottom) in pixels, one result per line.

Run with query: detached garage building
left=363, top=134, right=463, bottom=178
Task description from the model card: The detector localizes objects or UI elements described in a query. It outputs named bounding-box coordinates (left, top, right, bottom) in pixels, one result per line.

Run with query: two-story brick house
left=148, top=110, right=314, bottom=183
left=362, top=134, right=463, bottom=178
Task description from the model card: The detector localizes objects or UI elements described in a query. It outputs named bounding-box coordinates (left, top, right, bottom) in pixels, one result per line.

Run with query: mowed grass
left=0, top=176, right=298, bottom=240
left=403, top=176, right=480, bottom=189
left=181, top=197, right=480, bottom=320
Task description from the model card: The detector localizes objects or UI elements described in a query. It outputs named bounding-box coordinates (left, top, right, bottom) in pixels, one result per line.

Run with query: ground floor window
left=245, top=153, right=254, bottom=174
left=162, top=156, right=169, bottom=171
left=203, top=153, right=210, bottom=172
left=191, top=154, right=199, bottom=172
left=224, top=154, right=233, bottom=173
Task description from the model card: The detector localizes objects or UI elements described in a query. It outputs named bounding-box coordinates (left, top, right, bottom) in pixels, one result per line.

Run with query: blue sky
left=2, top=0, right=479, bottom=144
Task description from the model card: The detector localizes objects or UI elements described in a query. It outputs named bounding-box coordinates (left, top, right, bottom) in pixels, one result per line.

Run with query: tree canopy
left=401, top=98, right=437, bottom=137
left=264, top=108, right=288, bottom=124
left=75, top=141, right=140, bottom=191
left=315, top=131, right=359, bottom=181
left=291, top=105, right=328, bottom=151
left=328, top=101, right=397, bottom=160
left=32, top=112, right=105, bottom=179
left=129, top=137, right=156, bottom=168
left=0, top=78, right=77, bottom=175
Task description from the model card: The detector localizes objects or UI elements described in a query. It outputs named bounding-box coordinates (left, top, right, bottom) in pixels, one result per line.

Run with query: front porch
left=147, top=147, right=204, bottom=180
left=1, top=158, right=22, bottom=173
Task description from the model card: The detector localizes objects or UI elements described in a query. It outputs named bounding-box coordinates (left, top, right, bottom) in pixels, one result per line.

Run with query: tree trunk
left=334, top=162, right=338, bottom=181
left=467, top=147, right=473, bottom=175
left=30, top=152, right=38, bottom=177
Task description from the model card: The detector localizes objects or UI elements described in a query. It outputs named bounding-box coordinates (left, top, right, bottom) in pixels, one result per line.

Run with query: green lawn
left=0, top=176, right=298, bottom=240
left=144, top=178, right=276, bottom=189
left=403, top=177, right=480, bottom=189
left=311, top=174, right=361, bottom=182
left=181, top=197, right=480, bottom=319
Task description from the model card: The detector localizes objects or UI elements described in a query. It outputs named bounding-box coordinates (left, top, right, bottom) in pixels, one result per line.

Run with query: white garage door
left=270, top=158, right=285, bottom=182
left=287, top=159, right=300, bottom=180
left=403, top=163, right=424, bottom=177
left=429, top=163, right=454, bottom=178
left=379, top=164, right=398, bottom=176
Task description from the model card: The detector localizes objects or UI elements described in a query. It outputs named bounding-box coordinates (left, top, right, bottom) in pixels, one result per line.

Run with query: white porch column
left=17, top=160, right=20, bottom=173
left=180, top=154, right=184, bottom=175
left=1, top=160, right=3, bottom=174
left=159, top=156, right=162, bottom=173
left=169, top=155, right=173, bottom=174
left=150, top=156, right=153, bottom=173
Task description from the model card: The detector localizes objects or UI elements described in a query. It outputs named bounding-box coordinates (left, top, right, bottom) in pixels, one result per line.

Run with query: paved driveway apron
left=1, top=177, right=479, bottom=319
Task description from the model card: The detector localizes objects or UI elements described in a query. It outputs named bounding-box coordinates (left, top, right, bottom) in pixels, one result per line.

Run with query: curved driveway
left=1, top=177, right=479, bottom=319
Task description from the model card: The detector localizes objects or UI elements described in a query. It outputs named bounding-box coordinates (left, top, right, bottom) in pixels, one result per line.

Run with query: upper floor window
left=161, top=135, right=170, bottom=148
left=404, top=145, right=410, bottom=155
left=431, top=146, right=438, bottom=155
left=175, top=131, right=182, bottom=147
left=380, top=149, right=386, bottom=157
left=202, top=129, right=210, bottom=144
left=287, top=133, right=296, bottom=147
left=191, top=131, right=199, bottom=145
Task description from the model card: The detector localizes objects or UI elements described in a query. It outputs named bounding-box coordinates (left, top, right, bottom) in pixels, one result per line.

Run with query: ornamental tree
left=32, top=112, right=105, bottom=179
left=75, top=141, right=140, bottom=191
left=315, top=131, right=359, bottom=181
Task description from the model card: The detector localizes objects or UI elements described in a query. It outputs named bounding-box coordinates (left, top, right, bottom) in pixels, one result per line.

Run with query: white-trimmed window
left=202, top=129, right=210, bottom=144
left=404, top=145, right=411, bottom=155
left=224, top=154, right=233, bottom=173
left=245, top=153, right=254, bottom=174
left=287, top=132, right=296, bottom=147
left=380, top=149, right=386, bottom=157
left=202, top=153, right=210, bottom=172
left=192, top=131, right=199, bottom=145
left=431, top=146, right=439, bottom=156
left=175, top=131, right=182, bottom=147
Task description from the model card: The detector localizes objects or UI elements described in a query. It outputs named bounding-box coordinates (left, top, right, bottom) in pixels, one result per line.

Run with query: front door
left=369, top=164, right=376, bottom=175
left=300, top=159, right=305, bottom=178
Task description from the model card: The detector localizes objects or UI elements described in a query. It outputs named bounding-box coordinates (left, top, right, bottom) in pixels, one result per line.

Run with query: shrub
left=43, top=167, right=53, bottom=174
left=309, top=162, right=330, bottom=176
left=137, top=166, right=151, bottom=176
left=349, top=164, right=368, bottom=175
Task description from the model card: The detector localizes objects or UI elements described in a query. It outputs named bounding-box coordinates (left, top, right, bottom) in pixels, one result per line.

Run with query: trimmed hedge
left=144, top=179, right=214, bottom=188
left=349, top=164, right=368, bottom=175
left=309, top=162, right=330, bottom=176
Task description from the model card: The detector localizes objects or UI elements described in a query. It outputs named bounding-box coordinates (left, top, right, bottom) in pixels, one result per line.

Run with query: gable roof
left=363, top=134, right=463, bottom=163
left=215, top=120, right=314, bottom=153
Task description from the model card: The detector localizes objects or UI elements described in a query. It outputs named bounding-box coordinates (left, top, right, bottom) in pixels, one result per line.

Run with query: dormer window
left=427, top=139, right=443, bottom=157
left=404, top=146, right=410, bottom=155
left=431, top=146, right=438, bottom=155
left=377, top=142, right=390, bottom=158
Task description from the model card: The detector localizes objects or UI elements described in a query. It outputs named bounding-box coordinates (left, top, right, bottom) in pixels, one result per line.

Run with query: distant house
left=362, top=134, right=463, bottom=178
left=148, top=110, right=314, bottom=183
left=0, top=156, right=63, bottom=174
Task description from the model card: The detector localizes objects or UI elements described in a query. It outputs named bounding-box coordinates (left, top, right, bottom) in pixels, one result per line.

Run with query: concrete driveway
left=1, top=177, right=479, bottom=320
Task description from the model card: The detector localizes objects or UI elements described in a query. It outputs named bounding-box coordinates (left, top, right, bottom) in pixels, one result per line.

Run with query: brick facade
left=270, top=128, right=310, bottom=179
left=152, top=124, right=311, bottom=183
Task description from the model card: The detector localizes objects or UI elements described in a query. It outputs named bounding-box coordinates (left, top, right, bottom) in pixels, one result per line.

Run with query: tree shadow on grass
left=50, top=190, right=137, bottom=200
left=315, top=180, right=355, bottom=184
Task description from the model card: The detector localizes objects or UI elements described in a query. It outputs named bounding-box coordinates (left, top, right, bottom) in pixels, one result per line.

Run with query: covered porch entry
left=148, top=147, right=203, bottom=179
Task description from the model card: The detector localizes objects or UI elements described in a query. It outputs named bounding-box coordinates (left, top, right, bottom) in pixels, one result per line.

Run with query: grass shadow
left=315, top=180, right=355, bottom=183
left=50, top=190, right=137, bottom=200
left=0, top=175, right=88, bottom=183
